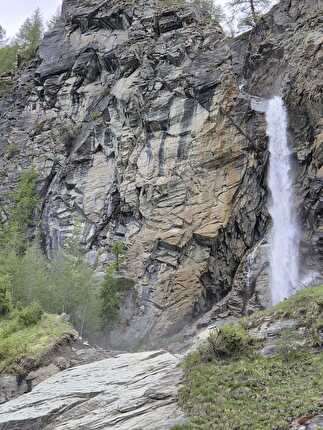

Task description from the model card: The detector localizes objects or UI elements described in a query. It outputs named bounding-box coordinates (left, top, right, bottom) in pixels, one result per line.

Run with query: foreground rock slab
left=0, top=350, right=184, bottom=430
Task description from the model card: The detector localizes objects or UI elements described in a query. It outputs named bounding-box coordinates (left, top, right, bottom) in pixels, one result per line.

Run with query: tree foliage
left=0, top=9, right=44, bottom=76
left=0, top=172, right=102, bottom=338
left=15, top=8, right=44, bottom=59
left=100, top=263, right=122, bottom=326
left=100, top=241, right=127, bottom=326
left=0, top=168, right=38, bottom=253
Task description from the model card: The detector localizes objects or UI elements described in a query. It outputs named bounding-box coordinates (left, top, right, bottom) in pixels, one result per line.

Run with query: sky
left=0, top=0, right=62, bottom=38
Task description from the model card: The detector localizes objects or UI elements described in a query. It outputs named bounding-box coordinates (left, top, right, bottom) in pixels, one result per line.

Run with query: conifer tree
left=15, top=8, right=44, bottom=59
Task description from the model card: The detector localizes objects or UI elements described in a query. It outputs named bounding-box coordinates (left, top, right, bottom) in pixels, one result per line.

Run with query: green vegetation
left=0, top=311, right=72, bottom=373
left=0, top=169, right=130, bottom=349
left=100, top=264, right=122, bottom=325
left=201, top=322, right=255, bottom=360
left=0, top=235, right=102, bottom=338
left=112, top=241, right=125, bottom=270
left=175, top=285, right=323, bottom=430
left=15, top=8, right=43, bottom=61
left=0, top=8, right=44, bottom=78
left=0, top=173, right=84, bottom=337
left=0, top=45, right=18, bottom=76
left=100, top=241, right=127, bottom=326
left=0, top=168, right=38, bottom=253
left=0, top=78, right=14, bottom=98
left=245, top=284, right=323, bottom=347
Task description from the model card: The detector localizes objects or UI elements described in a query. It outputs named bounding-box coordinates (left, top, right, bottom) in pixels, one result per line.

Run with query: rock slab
left=0, top=350, right=184, bottom=430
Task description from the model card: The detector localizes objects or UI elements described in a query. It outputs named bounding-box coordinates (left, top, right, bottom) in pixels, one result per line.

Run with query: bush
left=204, top=323, right=252, bottom=360
left=17, top=302, right=43, bottom=327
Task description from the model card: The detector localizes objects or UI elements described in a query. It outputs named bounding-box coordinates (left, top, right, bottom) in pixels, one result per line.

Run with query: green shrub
left=17, top=302, right=43, bottom=327
left=204, top=323, right=253, bottom=360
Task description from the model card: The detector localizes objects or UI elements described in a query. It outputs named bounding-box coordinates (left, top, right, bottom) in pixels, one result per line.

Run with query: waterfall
left=266, top=97, right=299, bottom=304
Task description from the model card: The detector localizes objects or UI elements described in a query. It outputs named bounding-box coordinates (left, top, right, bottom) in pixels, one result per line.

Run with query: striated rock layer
left=0, top=0, right=322, bottom=348
left=0, top=350, right=184, bottom=429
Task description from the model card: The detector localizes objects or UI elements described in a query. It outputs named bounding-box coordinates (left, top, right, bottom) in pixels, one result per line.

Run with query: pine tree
left=15, top=8, right=44, bottom=59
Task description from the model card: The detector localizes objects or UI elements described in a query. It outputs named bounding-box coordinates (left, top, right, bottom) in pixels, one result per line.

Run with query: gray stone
left=0, top=350, right=184, bottom=430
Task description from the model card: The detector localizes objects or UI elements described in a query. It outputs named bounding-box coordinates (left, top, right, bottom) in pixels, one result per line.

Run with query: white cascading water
left=266, top=96, right=299, bottom=304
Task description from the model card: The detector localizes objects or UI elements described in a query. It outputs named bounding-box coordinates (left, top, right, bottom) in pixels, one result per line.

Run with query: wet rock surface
left=0, top=350, right=184, bottom=430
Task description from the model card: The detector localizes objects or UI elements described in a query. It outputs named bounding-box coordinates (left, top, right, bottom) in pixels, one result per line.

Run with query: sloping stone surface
left=0, top=350, right=184, bottom=430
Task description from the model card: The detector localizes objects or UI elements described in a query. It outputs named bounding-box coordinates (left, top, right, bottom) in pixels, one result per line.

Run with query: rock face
left=0, top=0, right=322, bottom=348
left=0, top=350, right=184, bottom=430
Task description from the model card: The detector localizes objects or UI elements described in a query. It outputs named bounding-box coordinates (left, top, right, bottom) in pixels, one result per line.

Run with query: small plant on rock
left=204, top=323, right=253, bottom=360
left=17, top=302, right=43, bottom=327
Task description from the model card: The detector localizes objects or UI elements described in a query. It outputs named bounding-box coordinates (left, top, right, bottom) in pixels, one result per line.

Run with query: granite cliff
left=0, top=0, right=322, bottom=351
